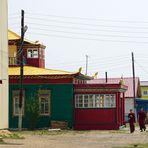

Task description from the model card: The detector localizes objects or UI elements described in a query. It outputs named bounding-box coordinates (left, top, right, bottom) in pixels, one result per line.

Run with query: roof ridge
left=23, top=65, right=75, bottom=74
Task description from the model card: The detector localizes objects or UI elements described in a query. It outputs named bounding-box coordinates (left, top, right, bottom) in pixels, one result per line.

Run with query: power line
left=45, top=55, right=129, bottom=66
left=10, top=12, right=148, bottom=25
left=25, top=16, right=148, bottom=30
left=135, top=60, right=148, bottom=75
left=25, top=27, right=148, bottom=39
left=9, top=22, right=148, bottom=35
left=26, top=32, right=148, bottom=44
left=47, top=57, right=130, bottom=69
left=25, top=12, right=148, bottom=24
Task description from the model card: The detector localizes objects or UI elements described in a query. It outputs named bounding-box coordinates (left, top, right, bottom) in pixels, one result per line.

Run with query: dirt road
left=1, top=126, right=148, bottom=148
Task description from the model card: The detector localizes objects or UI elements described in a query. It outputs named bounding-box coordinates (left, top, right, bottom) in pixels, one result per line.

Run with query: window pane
left=27, top=50, right=32, bottom=58
left=84, top=95, right=88, bottom=108
left=100, top=95, right=104, bottom=107
left=78, top=95, right=83, bottom=108
left=75, top=95, right=79, bottom=108
left=95, top=95, right=100, bottom=108
left=13, top=90, right=25, bottom=116
left=110, top=95, right=116, bottom=107
left=45, top=103, right=49, bottom=113
left=40, top=98, right=49, bottom=114
left=33, top=50, right=38, bottom=58
left=89, top=95, right=93, bottom=108
left=104, top=95, right=110, bottom=107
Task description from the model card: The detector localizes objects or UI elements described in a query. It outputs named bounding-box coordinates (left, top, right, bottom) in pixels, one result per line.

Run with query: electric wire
left=26, top=32, right=148, bottom=44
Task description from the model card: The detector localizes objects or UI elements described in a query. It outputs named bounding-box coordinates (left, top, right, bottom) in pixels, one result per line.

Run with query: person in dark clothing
left=128, top=109, right=136, bottom=133
left=138, top=108, right=146, bottom=132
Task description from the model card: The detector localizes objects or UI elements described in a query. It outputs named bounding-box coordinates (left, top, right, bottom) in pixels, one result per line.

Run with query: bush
left=26, top=96, right=40, bottom=130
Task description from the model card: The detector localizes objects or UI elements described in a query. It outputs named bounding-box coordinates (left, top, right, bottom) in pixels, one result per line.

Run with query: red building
left=87, top=77, right=141, bottom=122
left=74, top=83, right=127, bottom=130
left=8, top=30, right=45, bottom=68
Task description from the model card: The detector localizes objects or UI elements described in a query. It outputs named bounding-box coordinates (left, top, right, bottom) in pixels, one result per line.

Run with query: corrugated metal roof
left=9, top=66, right=76, bottom=76
left=140, top=81, right=148, bottom=86
left=87, top=77, right=140, bottom=98
left=8, top=29, right=20, bottom=40
left=8, top=29, right=44, bottom=46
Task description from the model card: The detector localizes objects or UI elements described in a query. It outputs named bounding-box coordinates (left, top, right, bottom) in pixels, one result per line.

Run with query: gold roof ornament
left=119, top=75, right=124, bottom=85
left=93, top=72, right=98, bottom=79
left=78, top=67, right=82, bottom=73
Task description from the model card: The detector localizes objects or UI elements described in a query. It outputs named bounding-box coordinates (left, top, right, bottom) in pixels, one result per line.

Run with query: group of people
left=128, top=108, right=147, bottom=133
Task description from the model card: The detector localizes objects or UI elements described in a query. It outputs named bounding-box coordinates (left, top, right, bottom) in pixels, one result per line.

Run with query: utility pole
left=85, top=55, right=88, bottom=75
left=18, top=10, right=27, bottom=131
left=132, top=52, right=137, bottom=120
left=132, top=52, right=136, bottom=107
left=105, top=72, right=108, bottom=83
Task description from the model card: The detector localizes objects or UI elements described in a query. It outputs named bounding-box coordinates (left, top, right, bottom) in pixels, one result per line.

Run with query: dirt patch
left=1, top=126, right=148, bottom=148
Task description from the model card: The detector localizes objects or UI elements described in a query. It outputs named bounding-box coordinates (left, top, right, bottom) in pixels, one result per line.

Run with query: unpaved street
left=1, top=126, right=148, bottom=148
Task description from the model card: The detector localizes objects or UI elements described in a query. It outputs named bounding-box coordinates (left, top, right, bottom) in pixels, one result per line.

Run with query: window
left=84, top=95, right=89, bottom=108
left=75, top=94, right=116, bottom=108
left=88, top=95, right=94, bottom=107
left=143, top=90, right=148, bottom=96
left=27, top=48, right=38, bottom=58
left=95, top=95, right=100, bottom=107
left=104, top=95, right=110, bottom=107
left=39, top=90, right=51, bottom=115
left=12, top=90, right=25, bottom=116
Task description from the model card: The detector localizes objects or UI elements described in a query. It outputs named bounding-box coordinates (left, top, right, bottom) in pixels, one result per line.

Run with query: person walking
left=138, top=107, right=146, bottom=132
left=128, top=109, right=136, bottom=133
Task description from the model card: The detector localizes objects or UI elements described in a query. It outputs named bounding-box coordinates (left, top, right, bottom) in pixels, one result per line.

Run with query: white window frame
left=27, top=48, right=38, bottom=58
left=12, top=90, right=25, bottom=116
left=143, top=90, right=148, bottom=96
left=39, top=90, right=51, bottom=116
left=75, top=94, right=116, bottom=108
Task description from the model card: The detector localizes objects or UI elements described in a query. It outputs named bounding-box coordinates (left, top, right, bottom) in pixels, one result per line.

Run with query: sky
left=8, top=0, right=148, bottom=80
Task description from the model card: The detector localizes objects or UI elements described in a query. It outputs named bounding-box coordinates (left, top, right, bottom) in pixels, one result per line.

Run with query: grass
left=0, top=132, right=24, bottom=139
left=114, top=143, right=148, bottom=148
left=13, top=129, right=93, bottom=136
left=14, top=129, right=68, bottom=136
left=0, top=141, right=5, bottom=145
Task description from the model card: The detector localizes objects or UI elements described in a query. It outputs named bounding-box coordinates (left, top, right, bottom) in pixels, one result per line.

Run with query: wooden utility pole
left=85, top=55, right=88, bottom=75
left=132, top=52, right=137, bottom=121
left=105, top=72, right=108, bottom=83
left=132, top=52, right=136, bottom=108
left=18, top=10, right=25, bottom=131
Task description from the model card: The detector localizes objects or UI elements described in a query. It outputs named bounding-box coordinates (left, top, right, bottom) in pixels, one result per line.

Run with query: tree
left=26, top=95, right=40, bottom=130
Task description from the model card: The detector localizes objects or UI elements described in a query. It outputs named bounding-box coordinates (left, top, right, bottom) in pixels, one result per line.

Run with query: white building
left=0, top=0, right=8, bottom=129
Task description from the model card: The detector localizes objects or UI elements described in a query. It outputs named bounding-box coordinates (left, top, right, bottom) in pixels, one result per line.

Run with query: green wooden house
left=9, top=66, right=91, bottom=129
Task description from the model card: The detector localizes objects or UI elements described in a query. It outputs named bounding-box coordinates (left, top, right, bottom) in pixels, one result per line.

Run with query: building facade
left=74, top=84, right=127, bottom=130
left=8, top=30, right=45, bottom=68
left=140, top=81, right=148, bottom=100
left=0, top=0, right=8, bottom=129
left=9, top=66, right=90, bottom=129
left=87, top=77, right=141, bottom=121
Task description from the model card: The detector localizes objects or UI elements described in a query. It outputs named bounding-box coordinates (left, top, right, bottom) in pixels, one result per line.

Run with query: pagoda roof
left=9, top=66, right=92, bottom=80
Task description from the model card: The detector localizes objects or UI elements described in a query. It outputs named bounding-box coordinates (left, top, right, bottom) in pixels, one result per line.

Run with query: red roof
left=87, top=77, right=140, bottom=98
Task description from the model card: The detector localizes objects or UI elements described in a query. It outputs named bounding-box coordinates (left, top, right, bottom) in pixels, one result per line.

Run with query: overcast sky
left=8, top=0, right=148, bottom=80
